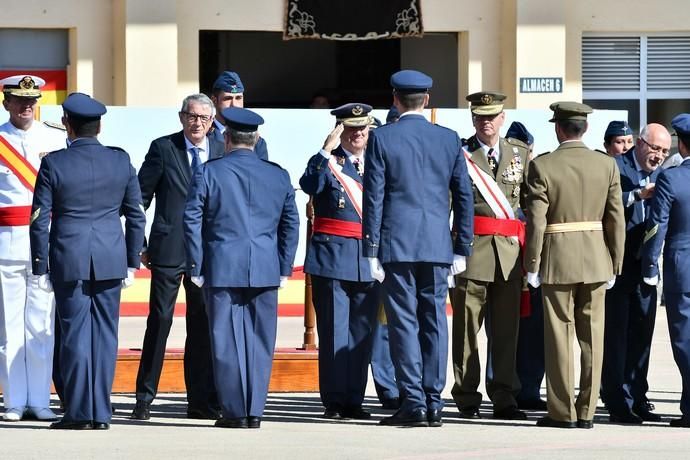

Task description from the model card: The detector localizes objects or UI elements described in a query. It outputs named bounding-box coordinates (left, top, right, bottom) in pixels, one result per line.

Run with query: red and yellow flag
left=0, top=69, right=67, bottom=105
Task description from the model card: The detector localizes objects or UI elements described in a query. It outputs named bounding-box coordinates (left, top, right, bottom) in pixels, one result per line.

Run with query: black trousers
left=134, top=264, right=217, bottom=410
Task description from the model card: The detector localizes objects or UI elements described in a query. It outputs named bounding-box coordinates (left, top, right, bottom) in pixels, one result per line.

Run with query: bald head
left=636, top=123, right=671, bottom=172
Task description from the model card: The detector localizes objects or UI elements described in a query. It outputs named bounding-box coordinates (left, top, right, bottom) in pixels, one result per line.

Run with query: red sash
left=0, top=205, right=32, bottom=226
left=0, top=135, right=38, bottom=192
left=313, top=217, right=362, bottom=239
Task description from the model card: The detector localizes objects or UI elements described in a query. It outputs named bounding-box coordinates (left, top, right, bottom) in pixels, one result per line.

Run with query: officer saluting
left=30, top=93, right=146, bottom=429
left=363, top=70, right=474, bottom=427
left=641, top=113, right=690, bottom=428
left=525, top=102, right=625, bottom=429
left=184, top=107, right=299, bottom=429
left=300, top=103, right=380, bottom=420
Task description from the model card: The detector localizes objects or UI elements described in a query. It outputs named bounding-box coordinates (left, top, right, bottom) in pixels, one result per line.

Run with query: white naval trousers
left=0, top=260, right=54, bottom=409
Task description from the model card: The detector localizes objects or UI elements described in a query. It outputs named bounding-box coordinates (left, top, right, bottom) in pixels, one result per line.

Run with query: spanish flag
left=0, top=69, right=67, bottom=105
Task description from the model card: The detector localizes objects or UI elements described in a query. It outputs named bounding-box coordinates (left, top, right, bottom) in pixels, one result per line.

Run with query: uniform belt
left=312, top=216, right=362, bottom=239
left=544, top=221, right=603, bottom=234
left=473, top=215, right=525, bottom=249
left=0, top=205, right=31, bottom=226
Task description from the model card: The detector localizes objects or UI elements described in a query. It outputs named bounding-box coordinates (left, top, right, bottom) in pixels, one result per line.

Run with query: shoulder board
left=43, top=121, right=66, bottom=131
left=594, top=148, right=608, bottom=155
left=39, top=148, right=64, bottom=160
left=534, top=151, right=551, bottom=159
left=106, top=146, right=128, bottom=154
left=207, top=155, right=224, bottom=163
left=504, top=137, right=528, bottom=149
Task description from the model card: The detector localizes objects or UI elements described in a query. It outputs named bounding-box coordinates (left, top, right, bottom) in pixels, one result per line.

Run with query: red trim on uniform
left=0, top=135, right=38, bottom=192
left=312, top=216, right=362, bottom=239
left=0, top=205, right=31, bottom=226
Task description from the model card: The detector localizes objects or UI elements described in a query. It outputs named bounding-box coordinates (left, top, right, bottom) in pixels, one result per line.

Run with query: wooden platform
left=112, top=348, right=319, bottom=393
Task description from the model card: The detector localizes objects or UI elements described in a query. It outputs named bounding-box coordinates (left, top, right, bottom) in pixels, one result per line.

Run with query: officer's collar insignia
left=352, top=105, right=363, bottom=116
left=481, top=94, right=493, bottom=105
left=19, top=76, right=37, bottom=90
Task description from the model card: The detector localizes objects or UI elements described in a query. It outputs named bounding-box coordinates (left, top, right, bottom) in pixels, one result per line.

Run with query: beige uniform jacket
left=525, top=140, right=625, bottom=284
left=459, top=135, right=529, bottom=282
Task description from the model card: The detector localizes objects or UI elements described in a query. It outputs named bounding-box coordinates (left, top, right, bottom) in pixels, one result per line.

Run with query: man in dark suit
left=363, top=70, right=474, bottom=428
left=300, top=103, right=380, bottom=420
left=132, top=93, right=224, bottom=420
left=30, top=92, right=145, bottom=429
left=184, top=107, right=299, bottom=429
left=209, top=71, right=268, bottom=160
left=642, top=113, right=690, bottom=428
left=602, top=123, right=671, bottom=424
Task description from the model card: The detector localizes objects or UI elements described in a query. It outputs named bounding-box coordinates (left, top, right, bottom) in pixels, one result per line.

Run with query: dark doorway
left=199, top=31, right=458, bottom=108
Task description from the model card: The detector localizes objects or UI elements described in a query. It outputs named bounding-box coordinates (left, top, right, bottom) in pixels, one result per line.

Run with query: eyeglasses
left=639, top=137, right=670, bottom=156
left=181, top=111, right=212, bottom=123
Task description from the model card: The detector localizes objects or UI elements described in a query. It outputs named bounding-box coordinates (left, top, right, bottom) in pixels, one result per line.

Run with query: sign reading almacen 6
left=519, top=77, right=563, bottom=93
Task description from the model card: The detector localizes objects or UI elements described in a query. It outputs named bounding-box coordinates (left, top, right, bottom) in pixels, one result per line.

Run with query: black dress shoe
left=609, top=411, right=643, bottom=425
left=131, top=401, right=150, bottom=420
left=248, top=416, right=261, bottom=429
left=92, top=422, right=110, bottom=430
left=633, top=405, right=662, bottom=422
left=536, top=416, right=577, bottom=428
left=670, top=417, right=690, bottom=428
left=381, top=398, right=401, bottom=410
left=517, top=399, right=547, bottom=411
left=215, top=417, right=248, bottom=428
left=187, top=407, right=220, bottom=420
left=342, top=406, right=371, bottom=420
left=577, top=419, right=593, bottom=429
left=494, top=406, right=527, bottom=420
left=427, top=408, right=443, bottom=427
left=323, top=406, right=345, bottom=419
left=379, top=408, right=428, bottom=427
left=641, top=399, right=656, bottom=411
left=457, top=406, right=481, bottom=419
left=49, top=420, right=93, bottom=430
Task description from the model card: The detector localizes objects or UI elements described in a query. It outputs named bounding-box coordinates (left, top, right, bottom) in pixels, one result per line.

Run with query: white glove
left=606, top=276, right=616, bottom=290
left=527, top=272, right=541, bottom=288
left=122, top=267, right=137, bottom=289
left=447, top=274, right=456, bottom=289
left=191, top=276, right=205, bottom=288
left=279, top=276, right=289, bottom=289
left=368, top=257, right=386, bottom=283
left=450, top=254, right=467, bottom=276
left=643, top=275, right=659, bottom=286
left=35, top=274, right=53, bottom=293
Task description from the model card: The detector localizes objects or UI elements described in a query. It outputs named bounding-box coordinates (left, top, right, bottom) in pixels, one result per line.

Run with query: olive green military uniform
left=525, top=102, right=625, bottom=424
left=450, top=130, right=529, bottom=413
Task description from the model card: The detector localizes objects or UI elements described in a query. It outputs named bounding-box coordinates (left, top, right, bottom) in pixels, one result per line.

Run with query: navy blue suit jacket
left=208, top=123, right=268, bottom=160
left=30, top=138, right=146, bottom=282
left=642, top=160, right=690, bottom=293
left=184, top=149, right=299, bottom=287
left=616, top=148, right=661, bottom=269
left=362, top=113, right=474, bottom=263
left=300, top=147, right=372, bottom=282
left=138, top=131, right=225, bottom=267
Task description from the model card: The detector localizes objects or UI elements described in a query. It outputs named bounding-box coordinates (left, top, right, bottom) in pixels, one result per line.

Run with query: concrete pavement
left=2, top=307, right=690, bottom=459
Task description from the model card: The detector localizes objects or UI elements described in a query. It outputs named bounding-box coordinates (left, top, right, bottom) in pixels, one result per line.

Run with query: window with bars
left=582, top=34, right=690, bottom=133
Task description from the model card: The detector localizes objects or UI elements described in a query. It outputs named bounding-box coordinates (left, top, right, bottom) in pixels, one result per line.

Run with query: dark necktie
left=353, top=157, right=363, bottom=176
left=191, top=146, right=201, bottom=171
left=487, top=148, right=498, bottom=174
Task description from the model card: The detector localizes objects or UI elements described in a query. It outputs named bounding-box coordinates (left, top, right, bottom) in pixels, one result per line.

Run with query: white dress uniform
left=0, top=119, right=65, bottom=413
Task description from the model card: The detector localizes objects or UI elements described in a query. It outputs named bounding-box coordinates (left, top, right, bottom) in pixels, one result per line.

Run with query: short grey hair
left=226, top=128, right=258, bottom=148
left=180, top=93, right=214, bottom=113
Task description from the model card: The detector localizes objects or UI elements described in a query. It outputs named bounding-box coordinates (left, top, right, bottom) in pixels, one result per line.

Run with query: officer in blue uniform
left=368, top=105, right=402, bottom=411
left=641, top=113, right=690, bottom=428
left=300, top=103, right=381, bottom=419
left=209, top=71, right=268, bottom=160
left=184, top=107, right=299, bottom=429
left=603, top=123, right=670, bottom=424
left=363, top=70, right=474, bottom=427
left=30, top=93, right=145, bottom=430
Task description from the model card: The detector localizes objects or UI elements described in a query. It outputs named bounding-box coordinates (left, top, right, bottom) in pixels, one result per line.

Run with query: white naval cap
left=0, top=75, right=46, bottom=98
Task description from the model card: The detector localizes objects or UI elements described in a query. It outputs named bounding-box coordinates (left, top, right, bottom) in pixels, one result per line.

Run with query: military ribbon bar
left=0, top=134, right=38, bottom=192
